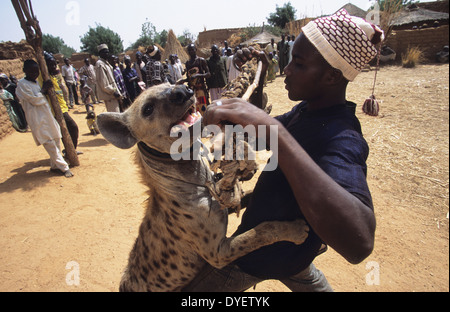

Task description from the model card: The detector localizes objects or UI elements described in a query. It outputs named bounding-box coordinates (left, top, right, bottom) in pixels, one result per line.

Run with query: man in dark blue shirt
left=184, top=9, right=383, bottom=292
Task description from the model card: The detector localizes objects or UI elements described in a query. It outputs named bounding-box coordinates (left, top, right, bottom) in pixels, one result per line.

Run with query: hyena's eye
left=142, top=103, right=154, bottom=117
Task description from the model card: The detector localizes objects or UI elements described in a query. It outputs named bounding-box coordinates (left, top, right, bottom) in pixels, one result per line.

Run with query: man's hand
left=41, top=80, right=53, bottom=95
left=204, top=99, right=280, bottom=140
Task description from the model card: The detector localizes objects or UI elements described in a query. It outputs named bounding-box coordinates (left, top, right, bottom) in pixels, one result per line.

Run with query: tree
left=177, top=29, right=195, bottom=47
left=42, top=34, right=76, bottom=57
left=155, top=29, right=168, bottom=48
left=128, top=20, right=169, bottom=50
left=267, top=2, right=297, bottom=29
left=80, top=24, right=124, bottom=56
left=127, top=20, right=153, bottom=50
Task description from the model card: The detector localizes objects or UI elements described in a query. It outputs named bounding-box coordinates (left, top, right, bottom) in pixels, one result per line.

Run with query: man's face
left=283, top=34, right=330, bottom=102
left=100, top=49, right=110, bottom=60
left=188, top=46, right=196, bottom=58
left=24, top=64, right=40, bottom=81
left=0, top=77, right=7, bottom=87
left=211, top=46, right=220, bottom=58
left=47, top=59, right=58, bottom=75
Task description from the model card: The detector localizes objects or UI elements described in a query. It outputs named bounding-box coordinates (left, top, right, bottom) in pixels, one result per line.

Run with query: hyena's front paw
left=283, top=219, right=310, bottom=245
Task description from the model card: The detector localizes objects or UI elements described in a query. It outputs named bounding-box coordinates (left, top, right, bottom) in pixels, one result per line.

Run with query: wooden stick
left=241, top=61, right=263, bottom=102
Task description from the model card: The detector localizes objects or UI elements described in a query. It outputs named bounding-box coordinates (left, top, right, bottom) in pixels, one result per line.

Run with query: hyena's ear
left=97, top=113, right=138, bottom=149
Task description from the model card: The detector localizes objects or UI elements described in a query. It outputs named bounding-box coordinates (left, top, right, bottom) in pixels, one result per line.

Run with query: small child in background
left=86, top=106, right=100, bottom=136
left=80, top=76, right=93, bottom=111
left=80, top=76, right=99, bottom=135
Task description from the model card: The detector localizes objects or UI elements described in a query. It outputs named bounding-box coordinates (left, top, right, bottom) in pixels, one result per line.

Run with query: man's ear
left=324, top=67, right=346, bottom=86
left=97, top=113, right=138, bottom=149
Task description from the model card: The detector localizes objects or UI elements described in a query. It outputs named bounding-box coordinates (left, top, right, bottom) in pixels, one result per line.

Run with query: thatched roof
left=242, top=31, right=281, bottom=46
left=392, top=6, right=449, bottom=26
left=339, top=3, right=367, bottom=18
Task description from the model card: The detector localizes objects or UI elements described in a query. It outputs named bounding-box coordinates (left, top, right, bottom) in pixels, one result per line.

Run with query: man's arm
left=204, top=100, right=376, bottom=264
left=16, top=81, right=51, bottom=107
left=57, top=74, right=70, bottom=103
left=275, top=124, right=376, bottom=264
left=96, top=64, right=118, bottom=96
left=199, top=58, right=211, bottom=79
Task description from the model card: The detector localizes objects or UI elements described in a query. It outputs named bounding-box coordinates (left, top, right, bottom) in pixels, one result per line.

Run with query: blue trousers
left=182, top=263, right=333, bottom=292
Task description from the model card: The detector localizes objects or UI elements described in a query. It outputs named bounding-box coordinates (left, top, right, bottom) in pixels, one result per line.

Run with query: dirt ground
left=0, top=64, right=448, bottom=292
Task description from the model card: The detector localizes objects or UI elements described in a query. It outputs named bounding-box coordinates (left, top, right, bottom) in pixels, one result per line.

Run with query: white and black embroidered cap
left=302, top=9, right=385, bottom=81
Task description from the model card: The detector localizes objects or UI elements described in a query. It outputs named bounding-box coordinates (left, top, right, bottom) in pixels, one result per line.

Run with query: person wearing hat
left=183, top=9, right=384, bottom=292
left=144, top=45, right=167, bottom=88
left=95, top=44, right=121, bottom=112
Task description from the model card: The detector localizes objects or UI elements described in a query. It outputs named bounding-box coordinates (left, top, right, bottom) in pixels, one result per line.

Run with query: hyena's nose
left=170, top=85, right=194, bottom=106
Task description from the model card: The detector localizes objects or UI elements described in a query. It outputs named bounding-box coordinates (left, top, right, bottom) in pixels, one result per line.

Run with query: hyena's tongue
left=170, top=110, right=202, bottom=136
left=176, top=110, right=202, bottom=128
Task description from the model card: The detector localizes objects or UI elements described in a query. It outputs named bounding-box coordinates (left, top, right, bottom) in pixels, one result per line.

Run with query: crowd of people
left=85, top=37, right=297, bottom=116
left=1, top=37, right=293, bottom=178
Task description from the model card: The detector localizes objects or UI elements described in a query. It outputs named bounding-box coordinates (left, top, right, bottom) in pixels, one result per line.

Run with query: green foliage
left=128, top=36, right=152, bottom=51
left=80, top=24, right=124, bottom=56
left=155, top=30, right=168, bottom=48
left=177, top=30, right=196, bottom=47
left=42, top=34, right=76, bottom=57
left=127, top=20, right=169, bottom=50
left=267, top=2, right=297, bottom=29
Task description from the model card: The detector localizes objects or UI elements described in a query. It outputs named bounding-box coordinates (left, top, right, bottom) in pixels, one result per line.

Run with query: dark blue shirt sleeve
left=316, top=129, right=373, bottom=209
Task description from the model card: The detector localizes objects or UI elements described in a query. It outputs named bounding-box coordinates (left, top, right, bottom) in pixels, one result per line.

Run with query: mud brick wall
left=0, top=99, right=14, bottom=140
left=286, top=18, right=315, bottom=38
left=197, top=28, right=242, bottom=48
left=0, top=59, right=25, bottom=80
left=0, top=40, right=35, bottom=62
left=386, top=25, right=449, bottom=61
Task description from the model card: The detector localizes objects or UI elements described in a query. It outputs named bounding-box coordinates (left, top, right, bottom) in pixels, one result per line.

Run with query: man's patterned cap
left=302, top=9, right=384, bottom=81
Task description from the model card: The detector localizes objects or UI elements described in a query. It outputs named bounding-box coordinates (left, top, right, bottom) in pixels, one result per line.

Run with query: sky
left=0, top=0, right=434, bottom=51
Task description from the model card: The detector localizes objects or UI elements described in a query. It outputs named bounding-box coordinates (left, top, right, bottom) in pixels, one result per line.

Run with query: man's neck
left=307, top=94, right=347, bottom=111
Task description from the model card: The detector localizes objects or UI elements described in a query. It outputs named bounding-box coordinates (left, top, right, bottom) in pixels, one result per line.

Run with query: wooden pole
left=11, top=0, right=80, bottom=167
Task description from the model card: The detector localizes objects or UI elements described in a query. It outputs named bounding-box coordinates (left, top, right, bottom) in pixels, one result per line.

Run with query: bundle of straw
left=162, top=29, right=189, bottom=64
